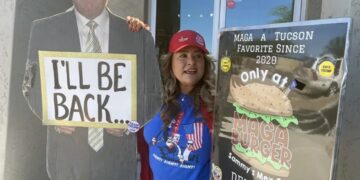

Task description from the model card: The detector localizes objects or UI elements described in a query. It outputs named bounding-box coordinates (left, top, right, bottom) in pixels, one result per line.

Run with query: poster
left=39, top=51, right=137, bottom=128
left=212, top=18, right=350, bottom=180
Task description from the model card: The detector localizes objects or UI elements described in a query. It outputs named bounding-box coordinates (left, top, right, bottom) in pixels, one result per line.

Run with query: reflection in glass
left=155, top=0, right=214, bottom=55
left=180, top=0, right=214, bottom=52
left=225, top=0, right=294, bottom=27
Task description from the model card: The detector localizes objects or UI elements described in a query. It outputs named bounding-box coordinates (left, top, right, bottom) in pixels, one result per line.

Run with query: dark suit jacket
left=23, top=9, right=162, bottom=180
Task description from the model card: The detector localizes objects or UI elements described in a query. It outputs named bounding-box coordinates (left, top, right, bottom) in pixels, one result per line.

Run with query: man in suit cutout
left=22, top=0, right=162, bottom=179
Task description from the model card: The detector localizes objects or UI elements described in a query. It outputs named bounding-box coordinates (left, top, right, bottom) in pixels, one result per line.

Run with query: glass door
left=149, top=0, right=215, bottom=56
left=213, top=0, right=303, bottom=57
left=149, top=0, right=304, bottom=58
left=224, top=0, right=297, bottom=27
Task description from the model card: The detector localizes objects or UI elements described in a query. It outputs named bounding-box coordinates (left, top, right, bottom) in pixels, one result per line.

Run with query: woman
left=144, top=30, right=215, bottom=180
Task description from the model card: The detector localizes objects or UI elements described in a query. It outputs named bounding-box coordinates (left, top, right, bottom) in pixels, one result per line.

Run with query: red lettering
left=271, top=143, right=281, bottom=163
left=281, top=147, right=292, bottom=168
left=260, top=121, right=274, bottom=141
left=274, top=126, right=289, bottom=147
left=259, top=140, right=271, bottom=157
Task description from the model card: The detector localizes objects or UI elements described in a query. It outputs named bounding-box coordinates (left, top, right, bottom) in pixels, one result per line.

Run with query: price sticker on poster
left=212, top=18, right=350, bottom=180
left=39, top=51, right=137, bottom=129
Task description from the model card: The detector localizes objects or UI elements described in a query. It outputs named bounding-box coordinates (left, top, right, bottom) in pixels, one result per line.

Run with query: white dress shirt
left=75, top=8, right=110, bottom=53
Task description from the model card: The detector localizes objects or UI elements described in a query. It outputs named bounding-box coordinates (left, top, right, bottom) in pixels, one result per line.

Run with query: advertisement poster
left=39, top=51, right=137, bottom=129
left=212, top=19, right=350, bottom=180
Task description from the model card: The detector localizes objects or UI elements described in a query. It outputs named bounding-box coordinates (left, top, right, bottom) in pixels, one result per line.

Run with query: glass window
left=155, top=0, right=214, bottom=55
left=225, top=0, right=295, bottom=27
left=179, top=0, right=214, bottom=52
left=152, top=0, right=300, bottom=58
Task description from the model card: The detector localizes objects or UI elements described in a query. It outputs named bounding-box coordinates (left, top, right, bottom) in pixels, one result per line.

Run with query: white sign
left=39, top=51, right=137, bottom=128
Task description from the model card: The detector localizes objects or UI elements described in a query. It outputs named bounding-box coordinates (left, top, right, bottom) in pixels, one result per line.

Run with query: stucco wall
left=2, top=0, right=145, bottom=180
left=321, top=0, right=360, bottom=179
left=321, top=0, right=352, bottom=18
left=305, top=0, right=322, bottom=20
left=0, top=0, right=15, bottom=179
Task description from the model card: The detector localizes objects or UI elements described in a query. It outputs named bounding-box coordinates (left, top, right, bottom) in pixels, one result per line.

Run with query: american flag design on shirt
left=184, top=122, right=203, bottom=150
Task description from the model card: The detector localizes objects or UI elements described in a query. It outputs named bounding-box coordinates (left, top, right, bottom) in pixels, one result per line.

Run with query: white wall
left=321, top=0, right=352, bottom=18
left=0, top=0, right=15, bottom=179
left=321, top=0, right=360, bottom=179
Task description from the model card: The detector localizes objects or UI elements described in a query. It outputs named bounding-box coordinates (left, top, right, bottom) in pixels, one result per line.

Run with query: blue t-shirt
left=144, top=94, right=211, bottom=180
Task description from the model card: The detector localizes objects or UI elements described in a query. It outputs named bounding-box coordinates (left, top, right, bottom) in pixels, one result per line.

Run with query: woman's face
left=171, top=46, right=205, bottom=94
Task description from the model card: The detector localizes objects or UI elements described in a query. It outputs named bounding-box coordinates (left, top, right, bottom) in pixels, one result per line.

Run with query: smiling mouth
left=184, top=69, right=197, bottom=74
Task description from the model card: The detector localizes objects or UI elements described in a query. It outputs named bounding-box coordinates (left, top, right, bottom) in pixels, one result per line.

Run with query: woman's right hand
left=126, top=16, right=150, bottom=32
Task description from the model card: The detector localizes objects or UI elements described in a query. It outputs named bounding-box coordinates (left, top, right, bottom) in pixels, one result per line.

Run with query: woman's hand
left=127, top=16, right=150, bottom=32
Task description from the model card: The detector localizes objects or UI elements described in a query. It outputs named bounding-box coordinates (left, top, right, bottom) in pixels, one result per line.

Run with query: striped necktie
left=85, top=20, right=102, bottom=53
left=86, top=20, right=103, bottom=152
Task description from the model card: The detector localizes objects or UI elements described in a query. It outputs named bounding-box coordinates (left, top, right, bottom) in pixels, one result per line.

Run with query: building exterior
left=1, top=0, right=359, bottom=179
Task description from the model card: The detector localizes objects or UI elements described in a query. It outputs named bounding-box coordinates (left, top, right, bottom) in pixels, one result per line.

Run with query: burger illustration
left=229, top=76, right=298, bottom=177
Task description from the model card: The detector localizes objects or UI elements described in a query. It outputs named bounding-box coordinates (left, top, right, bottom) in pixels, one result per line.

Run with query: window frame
left=148, top=0, right=307, bottom=58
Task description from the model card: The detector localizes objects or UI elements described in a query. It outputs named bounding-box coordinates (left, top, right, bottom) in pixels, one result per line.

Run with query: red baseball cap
left=168, top=30, right=209, bottom=54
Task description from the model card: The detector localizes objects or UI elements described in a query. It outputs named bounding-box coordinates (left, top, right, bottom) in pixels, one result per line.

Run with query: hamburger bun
left=230, top=76, right=293, bottom=117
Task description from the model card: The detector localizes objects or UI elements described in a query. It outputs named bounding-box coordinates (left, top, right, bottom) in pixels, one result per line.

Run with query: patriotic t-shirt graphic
left=144, top=94, right=211, bottom=180
left=184, top=122, right=203, bottom=151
